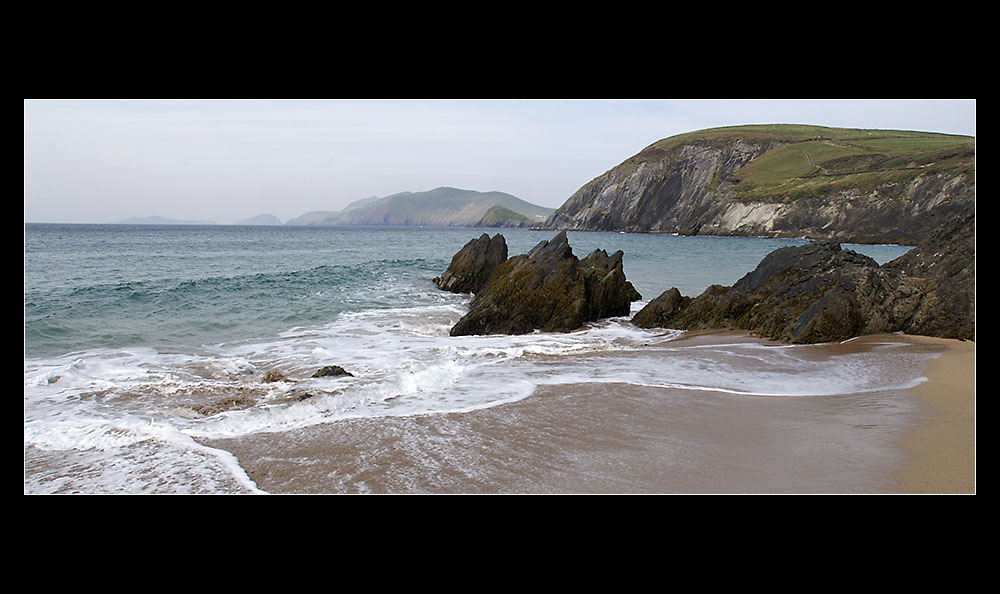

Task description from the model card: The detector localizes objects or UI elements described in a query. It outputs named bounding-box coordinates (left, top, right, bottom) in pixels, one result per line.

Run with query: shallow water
left=24, top=223, right=921, bottom=494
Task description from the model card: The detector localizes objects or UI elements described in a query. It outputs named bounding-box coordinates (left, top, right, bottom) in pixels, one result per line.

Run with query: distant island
left=113, top=215, right=219, bottom=225
left=233, top=214, right=282, bottom=226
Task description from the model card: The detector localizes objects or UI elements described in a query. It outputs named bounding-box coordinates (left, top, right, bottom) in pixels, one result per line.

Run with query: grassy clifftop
left=643, top=124, right=975, bottom=202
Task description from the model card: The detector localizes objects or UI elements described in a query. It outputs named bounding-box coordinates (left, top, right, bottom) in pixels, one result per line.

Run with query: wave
left=23, top=299, right=938, bottom=493
left=24, top=259, right=447, bottom=359
left=43, top=259, right=435, bottom=303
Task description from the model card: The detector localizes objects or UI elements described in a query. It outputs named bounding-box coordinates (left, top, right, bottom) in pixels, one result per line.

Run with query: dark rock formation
left=433, top=233, right=508, bottom=294
left=630, top=287, right=691, bottom=328
left=312, top=365, right=354, bottom=378
left=448, top=231, right=642, bottom=336
left=632, top=211, right=975, bottom=343
left=881, top=209, right=975, bottom=340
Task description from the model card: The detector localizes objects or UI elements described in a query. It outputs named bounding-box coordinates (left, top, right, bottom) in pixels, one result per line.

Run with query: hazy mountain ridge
left=294, top=187, right=555, bottom=227
left=107, top=187, right=553, bottom=228
left=284, top=211, right=339, bottom=226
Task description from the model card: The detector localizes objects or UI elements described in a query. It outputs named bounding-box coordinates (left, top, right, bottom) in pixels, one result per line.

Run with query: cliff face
left=545, top=125, right=975, bottom=245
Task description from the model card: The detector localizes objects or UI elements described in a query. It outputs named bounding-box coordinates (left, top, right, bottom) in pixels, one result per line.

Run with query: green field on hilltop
left=642, top=124, right=975, bottom=202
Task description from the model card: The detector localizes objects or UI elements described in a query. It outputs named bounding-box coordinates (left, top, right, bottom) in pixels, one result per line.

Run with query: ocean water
left=24, top=223, right=925, bottom=494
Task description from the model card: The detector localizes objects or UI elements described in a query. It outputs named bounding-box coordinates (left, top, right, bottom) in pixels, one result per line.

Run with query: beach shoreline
left=890, top=335, right=976, bottom=494
left=196, top=330, right=975, bottom=495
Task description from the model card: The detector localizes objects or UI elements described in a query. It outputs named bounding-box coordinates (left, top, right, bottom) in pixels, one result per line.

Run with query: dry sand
left=891, top=336, right=975, bottom=494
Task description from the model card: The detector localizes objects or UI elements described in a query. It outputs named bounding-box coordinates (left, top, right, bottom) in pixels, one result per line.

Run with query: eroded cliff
left=544, top=125, right=975, bottom=245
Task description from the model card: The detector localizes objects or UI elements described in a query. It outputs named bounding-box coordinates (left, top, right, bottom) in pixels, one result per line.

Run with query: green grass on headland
left=641, top=124, right=974, bottom=203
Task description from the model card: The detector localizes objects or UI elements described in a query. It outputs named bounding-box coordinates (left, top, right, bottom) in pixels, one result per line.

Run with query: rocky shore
left=435, top=212, right=974, bottom=343
left=632, top=209, right=974, bottom=343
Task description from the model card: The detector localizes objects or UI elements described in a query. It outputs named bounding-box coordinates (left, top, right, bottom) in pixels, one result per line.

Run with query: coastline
left=891, top=335, right=976, bottom=494
left=200, top=331, right=967, bottom=494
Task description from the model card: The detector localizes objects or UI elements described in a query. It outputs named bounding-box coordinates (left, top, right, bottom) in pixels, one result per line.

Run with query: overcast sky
left=23, top=98, right=976, bottom=224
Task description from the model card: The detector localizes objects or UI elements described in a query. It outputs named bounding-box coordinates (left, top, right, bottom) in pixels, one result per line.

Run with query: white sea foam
left=26, top=305, right=933, bottom=434
left=25, top=225, right=927, bottom=494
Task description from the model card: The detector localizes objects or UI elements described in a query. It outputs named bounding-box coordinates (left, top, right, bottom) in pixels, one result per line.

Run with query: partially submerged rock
left=182, top=395, right=257, bottom=418
left=262, top=370, right=290, bottom=383
left=448, top=231, right=641, bottom=336
left=433, top=233, right=508, bottom=294
left=311, top=365, right=354, bottom=378
left=632, top=211, right=975, bottom=343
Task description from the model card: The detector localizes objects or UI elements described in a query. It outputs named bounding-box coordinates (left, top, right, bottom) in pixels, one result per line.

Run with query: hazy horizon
left=24, top=99, right=976, bottom=225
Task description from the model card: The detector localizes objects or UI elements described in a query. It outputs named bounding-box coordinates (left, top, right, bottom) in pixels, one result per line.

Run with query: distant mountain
left=302, top=187, right=555, bottom=227
left=342, top=195, right=389, bottom=212
left=233, top=213, right=282, bottom=226
left=114, top=216, right=218, bottom=225
left=284, top=211, right=341, bottom=225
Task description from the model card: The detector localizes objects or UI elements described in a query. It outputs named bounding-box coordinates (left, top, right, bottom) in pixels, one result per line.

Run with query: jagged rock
left=632, top=211, right=975, bottom=343
left=311, top=365, right=354, bottom=378
left=630, top=287, right=691, bottom=328
left=449, top=231, right=641, bottom=336
left=881, top=209, right=975, bottom=340
left=433, top=233, right=508, bottom=294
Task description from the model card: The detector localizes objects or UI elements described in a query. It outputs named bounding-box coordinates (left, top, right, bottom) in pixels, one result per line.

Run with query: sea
left=24, top=223, right=934, bottom=494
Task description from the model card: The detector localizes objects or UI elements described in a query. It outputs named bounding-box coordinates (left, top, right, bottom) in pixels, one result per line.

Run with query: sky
left=23, top=98, right=976, bottom=224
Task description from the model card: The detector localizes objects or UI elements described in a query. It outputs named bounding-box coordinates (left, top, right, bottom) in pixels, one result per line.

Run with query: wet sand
left=891, top=336, right=975, bottom=494
left=201, top=331, right=973, bottom=494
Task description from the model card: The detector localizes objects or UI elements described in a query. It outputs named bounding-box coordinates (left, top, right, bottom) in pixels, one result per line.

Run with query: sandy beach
left=198, top=331, right=974, bottom=494
left=890, top=336, right=976, bottom=494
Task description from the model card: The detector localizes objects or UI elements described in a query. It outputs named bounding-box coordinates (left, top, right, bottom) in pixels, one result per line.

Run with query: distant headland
left=104, top=124, right=973, bottom=248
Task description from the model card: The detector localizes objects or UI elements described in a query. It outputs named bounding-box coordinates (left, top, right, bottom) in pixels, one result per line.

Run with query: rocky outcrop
left=433, top=233, right=509, bottom=294
left=632, top=212, right=975, bottom=343
left=880, top=209, right=975, bottom=339
left=312, top=365, right=354, bottom=378
left=544, top=125, right=975, bottom=246
left=447, top=231, right=642, bottom=336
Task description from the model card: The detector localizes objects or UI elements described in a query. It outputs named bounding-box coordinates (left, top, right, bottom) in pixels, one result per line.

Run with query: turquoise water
left=24, top=224, right=921, bottom=494
left=23, top=224, right=910, bottom=359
